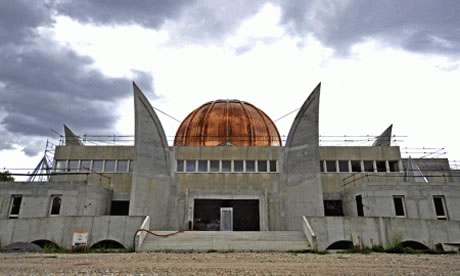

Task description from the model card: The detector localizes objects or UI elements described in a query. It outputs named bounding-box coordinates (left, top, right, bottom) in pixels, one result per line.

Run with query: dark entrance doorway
left=193, top=199, right=260, bottom=231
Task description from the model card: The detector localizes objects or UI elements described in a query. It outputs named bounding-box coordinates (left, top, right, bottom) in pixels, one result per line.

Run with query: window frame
left=210, top=160, right=220, bottom=172
left=338, top=160, right=349, bottom=173
left=104, top=160, right=116, bottom=172
left=55, top=160, right=67, bottom=172
left=92, top=160, right=104, bottom=172
left=49, top=195, right=62, bottom=216
left=325, top=160, right=337, bottom=173
left=433, top=195, right=448, bottom=220
left=197, top=160, right=208, bottom=172
left=351, top=160, right=362, bottom=173
left=245, top=160, right=256, bottom=172
left=233, top=160, right=244, bottom=172
left=116, top=160, right=129, bottom=172
left=9, top=195, right=23, bottom=219
left=221, top=160, right=232, bottom=172
left=393, top=195, right=406, bottom=217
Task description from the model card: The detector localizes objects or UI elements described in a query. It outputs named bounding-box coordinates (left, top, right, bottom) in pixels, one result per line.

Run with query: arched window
left=50, top=195, right=62, bottom=216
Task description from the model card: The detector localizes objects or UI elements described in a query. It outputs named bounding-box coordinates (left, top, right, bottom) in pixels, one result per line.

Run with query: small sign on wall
left=72, top=231, right=89, bottom=251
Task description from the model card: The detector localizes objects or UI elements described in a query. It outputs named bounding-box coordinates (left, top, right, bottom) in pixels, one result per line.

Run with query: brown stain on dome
left=174, top=99, right=281, bottom=146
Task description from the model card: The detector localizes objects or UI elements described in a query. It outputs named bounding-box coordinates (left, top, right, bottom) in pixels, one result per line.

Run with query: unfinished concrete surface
left=0, top=216, right=145, bottom=249
left=282, top=83, right=324, bottom=229
left=307, top=216, right=460, bottom=251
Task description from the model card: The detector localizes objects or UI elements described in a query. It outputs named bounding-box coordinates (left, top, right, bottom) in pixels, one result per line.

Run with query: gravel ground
left=0, top=252, right=459, bottom=275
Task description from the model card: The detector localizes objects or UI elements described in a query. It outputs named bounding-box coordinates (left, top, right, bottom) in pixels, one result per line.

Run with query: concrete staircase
left=139, top=231, right=310, bottom=252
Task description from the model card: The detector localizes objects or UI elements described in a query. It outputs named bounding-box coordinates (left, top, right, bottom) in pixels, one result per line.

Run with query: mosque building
left=1, top=83, right=459, bottom=252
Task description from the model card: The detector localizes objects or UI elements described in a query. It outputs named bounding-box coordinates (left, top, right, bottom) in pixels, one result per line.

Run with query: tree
left=0, top=171, right=14, bottom=182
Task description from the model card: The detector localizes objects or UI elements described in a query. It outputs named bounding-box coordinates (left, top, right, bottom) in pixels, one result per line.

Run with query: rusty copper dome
left=174, top=99, right=281, bottom=146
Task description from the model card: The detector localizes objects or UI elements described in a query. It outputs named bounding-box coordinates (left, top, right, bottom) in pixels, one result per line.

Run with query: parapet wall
left=307, top=216, right=460, bottom=251
left=0, top=216, right=145, bottom=249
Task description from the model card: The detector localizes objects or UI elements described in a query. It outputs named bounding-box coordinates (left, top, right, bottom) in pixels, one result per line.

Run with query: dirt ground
left=0, top=252, right=459, bottom=275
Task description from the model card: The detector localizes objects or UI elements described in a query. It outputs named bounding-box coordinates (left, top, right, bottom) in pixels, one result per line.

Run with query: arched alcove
left=90, top=239, right=125, bottom=250
left=326, top=240, right=354, bottom=250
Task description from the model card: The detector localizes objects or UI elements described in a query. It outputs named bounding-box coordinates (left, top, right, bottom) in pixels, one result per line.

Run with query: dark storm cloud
left=0, top=43, right=153, bottom=136
left=277, top=0, right=460, bottom=55
left=0, top=0, right=154, bottom=155
left=0, top=0, right=53, bottom=43
left=54, top=0, right=194, bottom=28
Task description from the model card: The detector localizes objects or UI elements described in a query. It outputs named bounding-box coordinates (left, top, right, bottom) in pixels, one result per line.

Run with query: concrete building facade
left=1, top=83, right=459, bottom=252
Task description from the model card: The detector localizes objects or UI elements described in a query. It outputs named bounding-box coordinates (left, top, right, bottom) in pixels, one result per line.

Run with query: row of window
left=356, top=195, right=449, bottom=220
left=8, top=195, right=61, bottom=219
left=176, top=160, right=278, bottom=173
left=55, top=160, right=134, bottom=173
left=8, top=195, right=130, bottom=219
left=320, top=160, right=401, bottom=173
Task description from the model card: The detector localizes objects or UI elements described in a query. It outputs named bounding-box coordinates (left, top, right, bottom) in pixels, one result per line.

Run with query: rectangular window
left=393, top=196, right=406, bottom=217
left=433, top=196, right=448, bottom=220
left=186, top=160, right=196, bottom=172
left=9, top=195, right=22, bottom=219
left=388, top=161, right=399, bottom=172
left=257, top=160, right=268, bottom=172
left=129, top=160, right=134, bottom=172
left=49, top=195, right=62, bottom=216
left=68, top=160, right=79, bottom=172
left=110, top=201, right=130, bottom=216
left=323, top=200, right=344, bottom=216
left=269, top=160, right=277, bottom=172
left=198, top=160, right=208, bottom=172
left=55, top=160, right=67, bottom=172
left=363, top=161, right=374, bottom=172
left=246, top=161, right=256, bottom=172
left=233, top=160, right=244, bottom=172
left=351, top=161, right=361, bottom=172
left=326, top=160, right=336, bottom=173
left=104, top=160, right=116, bottom=172
left=338, top=160, right=349, bottom=172
left=92, top=160, right=103, bottom=172
left=176, top=160, right=185, bottom=172
left=376, top=161, right=386, bottom=172
left=356, top=195, right=364, bottom=217
left=320, top=160, right=325, bottom=172
left=80, top=160, right=92, bottom=172
left=117, top=160, right=129, bottom=172
left=210, top=160, right=220, bottom=172
left=222, top=160, right=231, bottom=172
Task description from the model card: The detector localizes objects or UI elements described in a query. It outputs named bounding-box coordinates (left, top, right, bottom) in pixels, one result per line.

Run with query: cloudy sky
left=1, top=0, right=459, bottom=172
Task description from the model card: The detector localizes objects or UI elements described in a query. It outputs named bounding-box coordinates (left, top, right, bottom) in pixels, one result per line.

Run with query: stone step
left=139, top=231, right=310, bottom=252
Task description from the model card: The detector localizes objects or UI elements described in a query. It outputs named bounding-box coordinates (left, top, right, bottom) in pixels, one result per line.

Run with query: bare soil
left=0, top=252, right=459, bottom=275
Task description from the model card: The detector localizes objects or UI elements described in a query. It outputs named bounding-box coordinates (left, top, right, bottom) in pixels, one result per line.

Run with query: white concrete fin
left=286, top=82, right=320, bottom=148
left=133, top=82, right=169, bottom=151
left=373, top=124, right=393, bottom=146
left=282, top=83, right=324, bottom=228
left=405, top=156, right=429, bottom=183
left=63, top=124, right=83, bottom=146
left=130, top=82, right=175, bottom=229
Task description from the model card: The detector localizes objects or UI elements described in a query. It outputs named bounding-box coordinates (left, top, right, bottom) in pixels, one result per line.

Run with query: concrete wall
left=173, top=146, right=282, bottom=231
left=54, top=145, right=134, bottom=160
left=53, top=145, right=134, bottom=194
left=0, top=216, right=145, bottom=249
left=320, top=146, right=401, bottom=161
left=307, top=216, right=460, bottom=251
left=342, top=183, right=460, bottom=221
left=0, top=182, right=111, bottom=219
